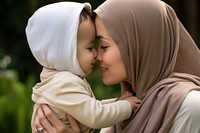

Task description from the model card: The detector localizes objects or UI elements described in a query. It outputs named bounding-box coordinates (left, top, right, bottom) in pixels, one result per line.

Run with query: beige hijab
left=95, top=0, right=200, bottom=132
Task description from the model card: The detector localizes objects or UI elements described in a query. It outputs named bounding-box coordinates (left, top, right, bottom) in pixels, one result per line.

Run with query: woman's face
left=95, top=16, right=128, bottom=85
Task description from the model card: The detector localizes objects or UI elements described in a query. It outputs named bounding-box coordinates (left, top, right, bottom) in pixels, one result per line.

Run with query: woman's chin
left=102, top=79, right=116, bottom=85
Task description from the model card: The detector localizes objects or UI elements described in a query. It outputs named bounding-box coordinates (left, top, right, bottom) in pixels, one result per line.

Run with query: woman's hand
left=32, top=104, right=80, bottom=133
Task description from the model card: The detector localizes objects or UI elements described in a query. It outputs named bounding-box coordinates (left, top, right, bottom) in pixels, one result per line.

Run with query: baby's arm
left=56, top=91, right=133, bottom=129
left=101, top=91, right=141, bottom=112
left=101, top=91, right=132, bottom=104
left=55, top=90, right=134, bottom=128
left=54, top=78, right=140, bottom=129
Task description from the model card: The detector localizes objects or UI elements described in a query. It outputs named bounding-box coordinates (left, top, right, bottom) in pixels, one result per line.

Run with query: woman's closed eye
left=101, top=45, right=108, bottom=49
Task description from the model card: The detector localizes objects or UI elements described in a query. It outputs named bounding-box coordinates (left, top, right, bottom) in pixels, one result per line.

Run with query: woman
left=33, top=0, right=200, bottom=132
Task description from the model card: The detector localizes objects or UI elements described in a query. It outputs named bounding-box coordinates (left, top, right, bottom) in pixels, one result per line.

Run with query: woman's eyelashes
left=97, top=39, right=109, bottom=50
left=101, top=45, right=108, bottom=49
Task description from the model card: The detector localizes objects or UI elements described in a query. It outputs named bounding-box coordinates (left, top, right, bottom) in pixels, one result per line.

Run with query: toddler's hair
left=79, top=8, right=92, bottom=24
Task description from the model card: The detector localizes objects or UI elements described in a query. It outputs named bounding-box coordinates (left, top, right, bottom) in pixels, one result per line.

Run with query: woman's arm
left=32, top=104, right=80, bottom=133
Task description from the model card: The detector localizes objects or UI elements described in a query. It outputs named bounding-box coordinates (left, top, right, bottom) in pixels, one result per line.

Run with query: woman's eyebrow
left=96, top=35, right=109, bottom=40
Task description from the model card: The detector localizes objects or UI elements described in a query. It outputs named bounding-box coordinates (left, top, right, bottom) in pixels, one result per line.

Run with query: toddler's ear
left=117, top=91, right=132, bottom=101
left=124, top=91, right=134, bottom=97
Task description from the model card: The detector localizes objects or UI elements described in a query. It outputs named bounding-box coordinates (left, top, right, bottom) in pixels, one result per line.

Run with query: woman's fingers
left=67, top=114, right=81, bottom=133
left=37, top=105, right=55, bottom=132
left=32, top=112, right=44, bottom=133
left=34, top=104, right=80, bottom=133
left=41, top=104, right=75, bottom=133
left=41, top=104, right=66, bottom=130
left=32, top=105, right=48, bottom=133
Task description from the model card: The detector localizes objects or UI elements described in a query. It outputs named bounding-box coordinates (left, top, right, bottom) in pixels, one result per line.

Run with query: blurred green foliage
left=0, top=70, right=36, bottom=132
left=0, top=0, right=199, bottom=132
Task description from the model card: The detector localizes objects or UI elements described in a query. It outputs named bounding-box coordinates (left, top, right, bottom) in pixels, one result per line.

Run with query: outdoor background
left=0, top=0, right=199, bottom=132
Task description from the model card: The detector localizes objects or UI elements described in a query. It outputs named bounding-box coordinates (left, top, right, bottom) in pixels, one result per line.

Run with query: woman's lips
left=100, top=66, right=108, bottom=73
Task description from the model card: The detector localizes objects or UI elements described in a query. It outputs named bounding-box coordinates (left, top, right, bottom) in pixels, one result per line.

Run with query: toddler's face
left=77, top=19, right=97, bottom=76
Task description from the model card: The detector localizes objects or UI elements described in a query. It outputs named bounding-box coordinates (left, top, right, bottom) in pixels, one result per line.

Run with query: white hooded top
left=25, top=2, right=91, bottom=77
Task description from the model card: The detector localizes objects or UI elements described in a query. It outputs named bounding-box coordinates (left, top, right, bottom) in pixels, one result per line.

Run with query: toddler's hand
left=125, top=96, right=141, bottom=112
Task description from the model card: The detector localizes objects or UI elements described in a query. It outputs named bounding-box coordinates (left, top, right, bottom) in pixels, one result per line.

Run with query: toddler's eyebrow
left=87, top=40, right=95, bottom=45
left=90, top=40, right=95, bottom=44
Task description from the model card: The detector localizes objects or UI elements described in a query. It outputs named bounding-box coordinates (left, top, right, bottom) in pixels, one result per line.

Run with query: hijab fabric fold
left=95, top=0, right=200, bottom=132
left=26, top=2, right=91, bottom=77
